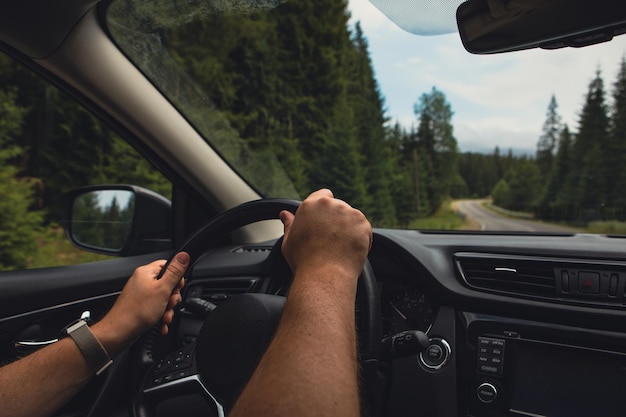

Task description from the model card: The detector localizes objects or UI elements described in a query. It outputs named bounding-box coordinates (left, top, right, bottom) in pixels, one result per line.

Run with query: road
left=454, top=200, right=578, bottom=233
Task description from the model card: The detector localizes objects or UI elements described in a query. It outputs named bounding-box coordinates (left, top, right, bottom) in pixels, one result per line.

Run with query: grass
left=26, top=226, right=112, bottom=269
left=408, top=200, right=470, bottom=230
left=585, top=221, right=626, bottom=235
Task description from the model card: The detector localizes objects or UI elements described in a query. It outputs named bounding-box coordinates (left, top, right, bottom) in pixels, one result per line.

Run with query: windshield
left=106, top=0, right=626, bottom=233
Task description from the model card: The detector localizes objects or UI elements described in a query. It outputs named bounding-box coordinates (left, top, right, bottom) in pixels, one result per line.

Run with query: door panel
left=0, top=252, right=171, bottom=417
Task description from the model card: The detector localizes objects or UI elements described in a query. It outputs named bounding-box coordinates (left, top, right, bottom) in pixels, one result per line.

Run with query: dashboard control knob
left=477, top=382, right=498, bottom=404
left=419, top=337, right=451, bottom=370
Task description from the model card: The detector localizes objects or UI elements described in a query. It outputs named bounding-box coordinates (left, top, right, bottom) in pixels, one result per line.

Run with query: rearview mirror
left=456, top=0, right=626, bottom=54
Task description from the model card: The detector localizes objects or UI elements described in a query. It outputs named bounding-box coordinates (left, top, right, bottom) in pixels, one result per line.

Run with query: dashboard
left=165, top=229, right=626, bottom=417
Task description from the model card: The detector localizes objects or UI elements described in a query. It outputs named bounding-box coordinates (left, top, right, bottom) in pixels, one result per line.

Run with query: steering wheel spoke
left=142, top=343, right=224, bottom=417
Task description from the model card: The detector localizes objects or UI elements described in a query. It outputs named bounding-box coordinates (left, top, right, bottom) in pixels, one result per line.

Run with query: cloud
left=348, top=0, right=626, bottom=153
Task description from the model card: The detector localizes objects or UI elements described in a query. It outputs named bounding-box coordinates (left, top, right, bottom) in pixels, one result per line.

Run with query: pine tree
left=386, top=123, right=417, bottom=226
left=570, top=69, right=610, bottom=219
left=607, top=57, right=626, bottom=219
left=536, top=95, right=562, bottom=177
left=458, top=152, right=499, bottom=198
left=349, top=23, right=396, bottom=226
left=0, top=87, right=43, bottom=269
left=541, top=126, right=574, bottom=219
left=411, top=87, right=459, bottom=214
left=316, top=94, right=368, bottom=208
left=497, top=158, right=541, bottom=212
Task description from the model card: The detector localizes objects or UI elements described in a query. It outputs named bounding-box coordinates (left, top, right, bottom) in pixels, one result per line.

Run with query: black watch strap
left=66, top=320, right=113, bottom=375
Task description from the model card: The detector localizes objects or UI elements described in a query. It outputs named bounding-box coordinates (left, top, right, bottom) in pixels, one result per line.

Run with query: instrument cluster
left=381, top=282, right=436, bottom=338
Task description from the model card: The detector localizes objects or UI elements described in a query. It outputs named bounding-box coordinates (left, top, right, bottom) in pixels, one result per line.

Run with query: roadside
left=409, top=199, right=475, bottom=230
left=449, top=200, right=482, bottom=231
left=450, top=198, right=626, bottom=234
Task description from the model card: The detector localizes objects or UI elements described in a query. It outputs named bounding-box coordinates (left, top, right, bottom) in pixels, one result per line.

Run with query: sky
left=347, top=0, right=626, bottom=154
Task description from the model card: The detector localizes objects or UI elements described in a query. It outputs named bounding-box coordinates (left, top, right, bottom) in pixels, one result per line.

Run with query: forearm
left=0, top=318, right=133, bottom=417
left=0, top=337, right=93, bottom=417
left=230, top=265, right=360, bottom=417
left=0, top=255, right=187, bottom=417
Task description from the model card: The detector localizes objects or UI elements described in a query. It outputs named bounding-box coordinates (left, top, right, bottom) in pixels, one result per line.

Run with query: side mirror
left=457, top=0, right=626, bottom=54
left=61, top=185, right=173, bottom=256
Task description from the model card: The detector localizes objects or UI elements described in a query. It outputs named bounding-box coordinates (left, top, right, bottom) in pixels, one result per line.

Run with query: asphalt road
left=454, top=200, right=578, bottom=233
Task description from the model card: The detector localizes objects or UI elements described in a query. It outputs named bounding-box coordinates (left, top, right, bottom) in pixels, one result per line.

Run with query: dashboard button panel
left=477, top=337, right=505, bottom=375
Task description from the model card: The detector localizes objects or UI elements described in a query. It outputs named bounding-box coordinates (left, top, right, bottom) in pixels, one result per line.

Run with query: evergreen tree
left=570, top=69, right=610, bottom=219
left=386, top=123, right=417, bottom=226
left=536, top=95, right=562, bottom=177
left=493, top=146, right=504, bottom=180
left=458, top=152, right=499, bottom=198
left=607, top=57, right=626, bottom=219
left=411, top=87, right=459, bottom=214
left=349, top=23, right=396, bottom=226
left=491, top=179, right=512, bottom=208
left=316, top=95, right=368, bottom=208
left=493, top=158, right=540, bottom=212
left=547, top=126, right=576, bottom=220
left=0, top=87, right=43, bottom=269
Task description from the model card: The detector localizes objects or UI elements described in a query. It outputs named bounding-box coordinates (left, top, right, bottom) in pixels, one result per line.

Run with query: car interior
left=1, top=0, right=626, bottom=416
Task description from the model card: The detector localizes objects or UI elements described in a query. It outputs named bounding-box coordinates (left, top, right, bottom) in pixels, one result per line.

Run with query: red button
left=578, top=272, right=600, bottom=294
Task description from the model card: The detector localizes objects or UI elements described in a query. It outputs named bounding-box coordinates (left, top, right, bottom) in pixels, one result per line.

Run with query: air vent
left=456, top=254, right=557, bottom=298
left=186, top=278, right=259, bottom=304
left=232, top=246, right=273, bottom=253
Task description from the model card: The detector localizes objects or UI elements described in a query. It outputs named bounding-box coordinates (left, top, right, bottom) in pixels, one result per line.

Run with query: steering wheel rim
left=133, top=198, right=382, bottom=416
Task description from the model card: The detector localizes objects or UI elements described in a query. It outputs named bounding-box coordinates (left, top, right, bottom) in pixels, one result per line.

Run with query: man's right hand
left=279, top=189, right=372, bottom=291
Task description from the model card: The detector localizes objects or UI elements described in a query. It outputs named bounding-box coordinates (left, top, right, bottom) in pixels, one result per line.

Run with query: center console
left=461, top=313, right=626, bottom=417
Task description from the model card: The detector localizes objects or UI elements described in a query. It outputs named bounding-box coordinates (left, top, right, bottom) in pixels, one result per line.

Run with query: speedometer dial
left=382, top=287, right=435, bottom=336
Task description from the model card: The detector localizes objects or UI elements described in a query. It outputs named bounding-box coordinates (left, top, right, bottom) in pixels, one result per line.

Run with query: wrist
left=64, top=320, right=113, bottom=375
left=90, top=316, right=136, bottom=358
left=291, top=262, right=360, bottom=297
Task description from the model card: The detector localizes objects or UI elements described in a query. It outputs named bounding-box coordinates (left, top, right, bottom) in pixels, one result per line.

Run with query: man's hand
left=92, top=252, right=189, bottom=356
left=0, top=252, right=190, bottom=417
left=280, top=189, right=372, bottom=291
left=231, top=190, right=370, bottom=417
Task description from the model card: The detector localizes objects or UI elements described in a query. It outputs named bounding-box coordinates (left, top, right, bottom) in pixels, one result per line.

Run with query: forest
left=1, top=0, right=626, bottom=270
left=463, top=64, right=626, bottom=225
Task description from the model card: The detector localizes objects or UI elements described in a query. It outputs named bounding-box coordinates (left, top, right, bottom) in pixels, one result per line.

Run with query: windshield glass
left=106, top=0, right=626, bottom=233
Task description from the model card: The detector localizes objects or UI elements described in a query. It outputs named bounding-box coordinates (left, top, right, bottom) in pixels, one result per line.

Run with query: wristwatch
left=64, top=319, right=113, bottom=375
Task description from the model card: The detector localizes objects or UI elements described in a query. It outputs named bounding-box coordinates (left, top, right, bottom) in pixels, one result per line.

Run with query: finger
left=176, top=277, right=185, bottom=290
left=307, top=188, right=333, bottom=200
left=279, top=210, right=295, bottom=232
left=162, top=308, right=175, bottom=325
left=160, top=252, right=190, bottom=288
left=145, top=259, right=167, bottom=275
left=160, top=324, right=169, bottom=335
left=167, top=291, right=182, bottom=309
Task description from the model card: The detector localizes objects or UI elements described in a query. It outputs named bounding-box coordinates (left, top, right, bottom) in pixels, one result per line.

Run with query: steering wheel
left=132, top=198, right=382, bottom=417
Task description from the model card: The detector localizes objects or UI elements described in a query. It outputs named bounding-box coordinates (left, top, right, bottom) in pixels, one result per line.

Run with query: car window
left=0, top=52, right=172, bottom=271
left=105, top=0, right=626, bottom=234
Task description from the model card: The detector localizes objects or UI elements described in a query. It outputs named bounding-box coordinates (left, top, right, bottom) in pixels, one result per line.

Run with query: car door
left=0, top=52, right=184, bottom=417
